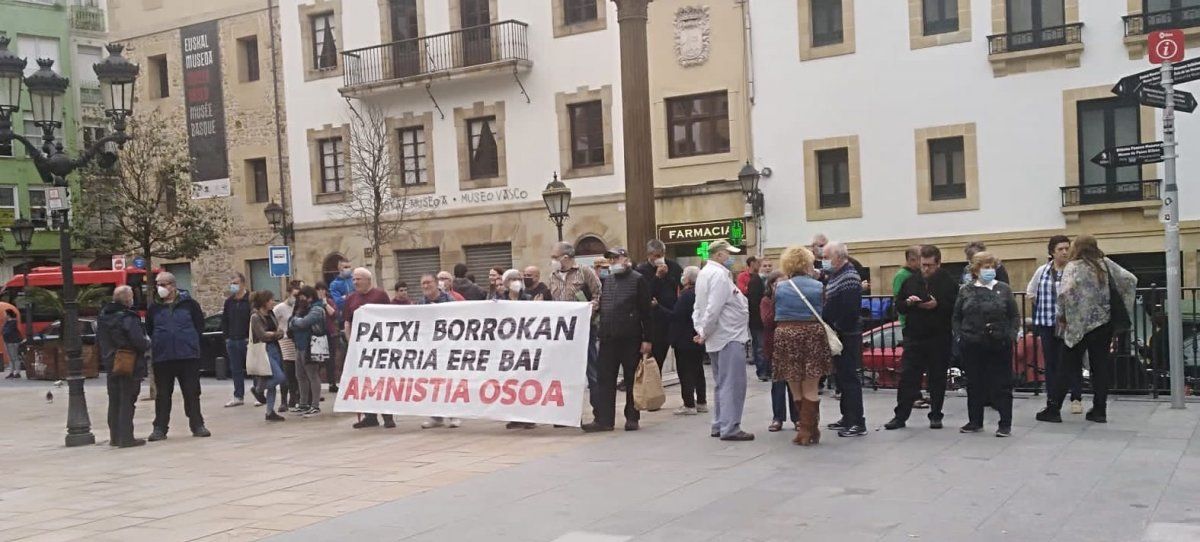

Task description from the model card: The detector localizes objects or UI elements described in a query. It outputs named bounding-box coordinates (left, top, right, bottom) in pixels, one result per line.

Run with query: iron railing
left=1061, top=179, right=1161, bottom=207
left=988, top=22, right=1084, bottom=54
left=1124, top=6, right=1200, bottom=36
left=856, top=287, right=1200, bottom=398
left=70, top=5, right=106, bottom=32
left=341, top=20, right=529, bottom=89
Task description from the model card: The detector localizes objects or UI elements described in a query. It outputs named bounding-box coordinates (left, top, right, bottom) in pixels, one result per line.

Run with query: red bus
left=1, top=266, right=150, bottom=336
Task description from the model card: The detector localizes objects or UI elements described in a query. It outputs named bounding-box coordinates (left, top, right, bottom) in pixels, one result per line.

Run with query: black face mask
left=523, top=278, right=535, bottom=289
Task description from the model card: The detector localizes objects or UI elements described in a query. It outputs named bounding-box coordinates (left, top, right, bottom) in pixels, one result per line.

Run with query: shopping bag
left=309, top=335, right=331, bottom=363
left=246, top=322, right=273, bottom=376
left=633, top=355, right=666, bottom=411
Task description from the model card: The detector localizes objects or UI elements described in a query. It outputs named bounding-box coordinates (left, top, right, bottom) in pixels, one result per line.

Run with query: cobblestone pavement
left=2, top=369, right=1199, bottom=542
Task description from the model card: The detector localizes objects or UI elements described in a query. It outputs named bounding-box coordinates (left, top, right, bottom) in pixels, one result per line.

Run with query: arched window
left=575, top=235, right=606, bottom=256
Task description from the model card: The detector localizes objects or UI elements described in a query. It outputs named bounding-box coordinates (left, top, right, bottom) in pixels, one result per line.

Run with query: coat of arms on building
left=674, top=6, right=710, bottom=68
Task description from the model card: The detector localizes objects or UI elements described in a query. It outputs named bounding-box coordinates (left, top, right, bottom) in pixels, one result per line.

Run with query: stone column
left=613, top=0, right=656, bottom=255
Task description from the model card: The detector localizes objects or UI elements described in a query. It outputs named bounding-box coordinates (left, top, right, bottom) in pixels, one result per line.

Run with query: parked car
left=28, top=318, right=98, bottom=347
left=860, top=322, right=1040, bottom=390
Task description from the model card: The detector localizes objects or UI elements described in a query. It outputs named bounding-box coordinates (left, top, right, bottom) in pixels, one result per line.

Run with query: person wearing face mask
left=961, top=241, right=1010, bottom=286
left=146, top=272, right=210, bottom=441
left=812, top=233, right=872, bottom=293
left=438, top=271, right=467, bottom=301
left=99, top=286, right=151, bottom=447
left=660, top=266, right=707, bottom=415
left=582, top=247, right=652, bottom=433
left=328, top=258, right=354, bottom=313
left=953, top=252, right=1020, bottom=437
left=523, top=266, right=551, bottom=300
left=414, top=272, right=462, bottom=429
left=273, top=280, right=303, bottom=411
left=220, top=272, right=253, bottom=408
left=635, top=239, right=684, bottom=376
left=494, top=269, right=538, bottom=429
left=693, top=240, right=755, bottom=442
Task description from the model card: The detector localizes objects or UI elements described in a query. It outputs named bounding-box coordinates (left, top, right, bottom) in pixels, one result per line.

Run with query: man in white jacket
left=693, top=240, right=754, bottom=441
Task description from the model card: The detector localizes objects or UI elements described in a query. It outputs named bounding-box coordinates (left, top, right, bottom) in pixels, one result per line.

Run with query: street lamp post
left=541, top=173, right=572, bottom=242
left=0, top=39, right=139, bottom=447
left=10, top=218, right=34, bottom=341
left=737, top=162, right=765, bottom=257
left=263, top=200, right=293, bottom=245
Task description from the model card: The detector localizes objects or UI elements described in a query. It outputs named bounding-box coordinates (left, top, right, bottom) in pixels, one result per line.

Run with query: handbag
left=246, top=319, right=273, bottom=376
left=309, top=334, right=331, bottom=363
left=632, top=355, right=666, bottom=411
left=111, top=349, right=137, bottom=376
left=787, top=279, right=844, bottom=356
left=1106, top=263, right=1131, bottom=333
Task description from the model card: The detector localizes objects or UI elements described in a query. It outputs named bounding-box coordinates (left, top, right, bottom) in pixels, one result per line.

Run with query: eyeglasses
left=156, top=282, right=173, bottom=287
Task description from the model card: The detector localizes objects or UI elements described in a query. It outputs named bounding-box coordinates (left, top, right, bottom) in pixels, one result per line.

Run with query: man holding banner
left=345, top=268, right=397, bottom=430
left=582, top=247, right=653, bottom=433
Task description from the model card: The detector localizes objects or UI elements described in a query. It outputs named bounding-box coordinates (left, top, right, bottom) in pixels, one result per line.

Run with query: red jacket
left=737, top=270, right=752, bottom=295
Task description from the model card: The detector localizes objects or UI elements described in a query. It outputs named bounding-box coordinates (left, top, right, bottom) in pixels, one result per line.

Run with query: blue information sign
left=269, top=246, right=291, bottom=277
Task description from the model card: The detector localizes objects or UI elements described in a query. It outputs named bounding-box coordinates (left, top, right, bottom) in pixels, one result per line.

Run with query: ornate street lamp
left=542, top=173, right=572, bottom=242
left=737, top=162, right=766, bottom=257
left=10, top=218, right=35, bottom=340
left=0, top=42, right=139, bottom=447
left=263, top=200, right=293, bottom=245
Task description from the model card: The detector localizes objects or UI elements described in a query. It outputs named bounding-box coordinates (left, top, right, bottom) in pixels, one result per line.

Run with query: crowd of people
left=80, top=230, right=1137, bottom=448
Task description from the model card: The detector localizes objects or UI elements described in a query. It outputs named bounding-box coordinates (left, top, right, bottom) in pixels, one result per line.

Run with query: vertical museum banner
left=180, top=20, right=230, bottom=198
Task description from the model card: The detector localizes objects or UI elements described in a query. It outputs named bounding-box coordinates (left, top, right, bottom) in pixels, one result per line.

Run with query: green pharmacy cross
left=729, top=220, right=745, bottom=246
left=696, top=241, right=711, bottom=261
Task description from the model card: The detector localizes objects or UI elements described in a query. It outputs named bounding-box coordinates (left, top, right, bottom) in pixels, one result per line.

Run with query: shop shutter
left=464, top=243, right=513, bottom=280
left=394, top=248, right=441, bottom=290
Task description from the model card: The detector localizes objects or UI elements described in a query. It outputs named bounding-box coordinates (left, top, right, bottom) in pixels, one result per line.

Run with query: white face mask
left=652, top=258, right=666, bottom=267
left=550, top=258, right=563, bottom=273
left=438, top=280, right=450, bottom=291
left=157, top=286, right=170, bottom=299
left=508, top=280, right=524, bottom=292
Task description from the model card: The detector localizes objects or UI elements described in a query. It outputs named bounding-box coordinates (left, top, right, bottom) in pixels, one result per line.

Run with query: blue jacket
left=774, top=275, right=824, bottom=322
left=329, top=276, right=352, bottom=312
left=146, top=291, right=205, bottom=363
left=289, top=299, right=327, bottom=353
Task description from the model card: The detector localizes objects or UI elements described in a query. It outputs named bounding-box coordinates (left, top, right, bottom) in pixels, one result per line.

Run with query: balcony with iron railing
left=1125, top=6, right=1200, bottom=35
left=70, top=5, right=106, bottom=33
left=1061, top=179, right=1162, bottom=207
left=988, top=22, right=1084, bottom=54
left=340, top=20, right=530, bottom=97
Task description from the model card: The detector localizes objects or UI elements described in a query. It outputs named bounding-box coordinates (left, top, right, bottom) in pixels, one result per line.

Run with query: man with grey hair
left=636, top=238, right=683, bottom=375
left=693, top=239, right=753, bottom=441
left=99, top=285, right=151, bottom=447
left=549, top=241, right=602, bottom=389
left=147, top=271, right=210, bottom=441
left=344, top=267, right=398, bottom=429
left=822, top=241, right=867, bottom=437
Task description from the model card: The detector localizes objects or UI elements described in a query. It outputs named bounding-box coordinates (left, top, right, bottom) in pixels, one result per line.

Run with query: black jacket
left=894, top=268, right=958, bottom=341
left=221, top=293, right=251, bottom=340
left=97, top=302, right=151, bottom=377
left=635, top=259, right=683, bottom=336
left=452, top=277, right=488, bottom=301
left=657, top=285, right=703, bottom=351
left=598, top=269, right=652, bottom=342
left=747, top=275, right=765, bottom=330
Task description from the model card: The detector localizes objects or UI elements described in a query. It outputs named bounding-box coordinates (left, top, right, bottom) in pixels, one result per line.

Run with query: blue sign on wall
left=269, top=246, right=291, bottom=277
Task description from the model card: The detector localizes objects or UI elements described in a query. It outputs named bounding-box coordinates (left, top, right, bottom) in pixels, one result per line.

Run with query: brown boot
left=793, top=400, right=812, bottom=446
left=805, top=399, right=821, bottom=445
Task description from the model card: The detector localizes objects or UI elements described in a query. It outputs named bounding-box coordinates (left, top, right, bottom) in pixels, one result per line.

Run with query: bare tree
left=333, top=99, right=422, bottom=278
left=73, top=112, right=233, bottom=303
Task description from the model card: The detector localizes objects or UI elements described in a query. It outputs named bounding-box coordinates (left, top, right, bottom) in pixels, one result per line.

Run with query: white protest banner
left=334, top=300, right=592, bottom=426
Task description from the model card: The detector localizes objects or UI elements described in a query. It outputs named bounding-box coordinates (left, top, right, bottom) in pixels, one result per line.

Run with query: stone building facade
left=108, top=0, right=290, bottom=312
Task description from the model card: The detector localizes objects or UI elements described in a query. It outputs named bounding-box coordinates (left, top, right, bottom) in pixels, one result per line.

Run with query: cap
left=708, top=239, right=741, bottom=255
left=604, top=247, right=629, bottom=259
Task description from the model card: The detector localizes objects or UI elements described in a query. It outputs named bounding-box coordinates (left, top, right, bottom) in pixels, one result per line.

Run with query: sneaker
left=929, top=419, right=944, bottom=430
left=422, top=418, right=445, bottom=429
left=1070, top=400, right=1084, bottom=414
left=827, top=419, right=848, bottom=430
left=837, top=425, right=867, bottom=438
left=251, top=387, right=267, bottom=405
left=353, top=418, right=380, bottom=429
left=224, top=398, right=244, bottom=408
left=147, top=429, right=167, bottom=442
left=696, top=404, right=709, bottom=413
left=266, top=412, right=285, bottom=422
left=191, top=426, right=212, bottom=437
left=960, top=423, right=983, bottom=433
left=447, top=418, right=462, bottom=428
left=4, top=373, right=14, bottom=379
left=581, top=422, right=614, bottom=433
left=302, top=407, right=321, bottom=418
left=883, top=418, right=906, bottom=430
left=996, top=426, right=1012, bottom=437
left=290, top=404, right=309, bottom=413
left=1085, top=410, right=1107, bottom=423
left=673, top=406, right=698, bottom=416
left=720, top=431, right=755, bottom=441
left=1035, top=408, right=1063, bottom=423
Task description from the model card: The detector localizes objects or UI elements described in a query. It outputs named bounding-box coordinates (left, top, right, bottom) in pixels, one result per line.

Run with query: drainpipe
left=266, top=0, right=291, bottom=281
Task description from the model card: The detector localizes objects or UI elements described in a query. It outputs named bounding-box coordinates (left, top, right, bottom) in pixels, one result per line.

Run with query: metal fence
left=857, top=287, right=1200, bottom=398
left=987, top=22, right=1083, bottom=55
left=341, top=20, right=529, bottom=88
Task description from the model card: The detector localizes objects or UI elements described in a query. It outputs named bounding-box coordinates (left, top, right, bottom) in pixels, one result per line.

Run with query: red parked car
left=860, top=322, right=1042, bottom=390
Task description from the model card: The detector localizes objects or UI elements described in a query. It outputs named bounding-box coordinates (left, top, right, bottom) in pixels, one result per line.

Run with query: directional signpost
left=1091, top=142, right=1164, bottom=168
left=1107, top=30, right=1190, bottom=408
